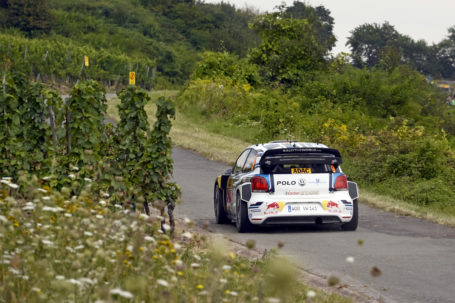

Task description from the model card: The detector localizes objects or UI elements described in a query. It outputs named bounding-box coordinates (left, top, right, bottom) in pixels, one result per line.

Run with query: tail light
left=252, top=176, right=269, bottom=192
left=334, top=174, right=348, bottom=190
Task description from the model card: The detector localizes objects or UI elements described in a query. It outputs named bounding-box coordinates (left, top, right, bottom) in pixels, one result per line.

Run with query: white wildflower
left=156, top=215, right=164, bottom=221
left=139, top=213, right=149, bottom=220
left=346, top=256, right=355, bottom=264
left=190, top=263, right=200, bottom=269
left=99, top=200, right=107, bottom=206
left=0, top=179, right=9, bottom=185
left=42, top=239, right=54, bottom=247
left=162, top=224, right=171, bottom=231
left=222, top=265, right=231, bottom=271
left=219, top=278, right=227, bottom=283
left=102, top=192, right=109, bottom=198
left=65, top=213, right=72, bottom=217
left=9, top=268, right=21, bottom=275
left=184, top=217, right=192, bottom=224
left=71, top=166, right=79, bottom=171
left=96, top=215, right=103, bottom=219
left=69, top=174, right=76, bottom=179
left=171, top=276, right=178, bottom=282
left=32, top=287, right=41, bottom=293
left=1, top=177, right=12, bottom=181
left=307, top=290, right=316, bottom=298
left=174, top=243, right=182, bottom=250
left=84, top=231, right=93, bottom=237
left=193, top=254, right=201, bottom=261
left=42, top=176, right=52, bottom=180
left=0, top=215, right=7, bottom=224
left=37, top=188, right=47, bottom=193
left=42, top=196, right=51, bottom=201
left=8, top=183, right=19, bottom=189
left=74, top=245, right=85, bottom=250
left=84, top=178, right=92, bottom=182
left=22, top=275, right=29, bottom=280
left=110, top=288, right=134, bottom=299
left=157, top=229, right=163, bottom=234
left=182, top=232, right=192, bottom=239
left=144, top=236, right=156, bottom=243
left=42, top=206, right=64, bottom=213
left=266, top=298, right=281, bottom=303
left=56, top=275, right=65, bottom=280
left=230, top=291, right=238, bottom=296
left=157, top=279, right=169, bottom=287
left=114, top=204, right=122, bottom=209
left=175, top=259, right=183, bottom=266
left=198, top=291, right=208, bottom=296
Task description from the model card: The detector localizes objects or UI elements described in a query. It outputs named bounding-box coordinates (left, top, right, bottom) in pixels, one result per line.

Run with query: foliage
left=0, top=32, right=156, bottom=87
left=248, top=4, right=335, bottom=85
left=347, top=22, right=455, bottom=79
left=5, top=0, right=53, bottom=35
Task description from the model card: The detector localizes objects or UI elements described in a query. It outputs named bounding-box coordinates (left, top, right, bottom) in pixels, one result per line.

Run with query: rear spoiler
left=259, top=147, right=342, bottom=167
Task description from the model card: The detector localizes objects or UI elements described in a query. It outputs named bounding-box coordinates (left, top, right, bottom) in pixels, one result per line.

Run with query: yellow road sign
left=129, top=72, right=136, bottom=85
left=84, top=56, right=89, bottom=67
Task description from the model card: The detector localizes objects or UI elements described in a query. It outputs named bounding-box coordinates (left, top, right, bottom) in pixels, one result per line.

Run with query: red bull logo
left=326, top=201, right=338, bottom=208
left=322, top=200, right=340, bottom=211
left=267, top=202, right=280, bottom=210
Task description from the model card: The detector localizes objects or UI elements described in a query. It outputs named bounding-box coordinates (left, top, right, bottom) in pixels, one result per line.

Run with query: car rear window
left=260, top=153, right=340, bottom=174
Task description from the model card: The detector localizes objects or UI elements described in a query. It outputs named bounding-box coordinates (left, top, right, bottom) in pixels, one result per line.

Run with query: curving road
left=173, top=147, right=455, bottom=303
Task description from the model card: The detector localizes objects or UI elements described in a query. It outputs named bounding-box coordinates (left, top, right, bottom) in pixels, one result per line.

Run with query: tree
left=284, top=1, right=335, bottom=51
left=346, top=22, right=402, bottom=68
left=249, top=4, right=335, bottom=85
left=6, top=0, right=53, bottom=35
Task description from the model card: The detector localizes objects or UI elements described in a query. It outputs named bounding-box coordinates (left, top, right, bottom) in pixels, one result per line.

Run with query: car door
left=227, top=149, right=251, bottom=215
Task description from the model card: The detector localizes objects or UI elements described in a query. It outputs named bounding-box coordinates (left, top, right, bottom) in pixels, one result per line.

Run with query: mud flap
left=348, top=181, right=359, bottom=200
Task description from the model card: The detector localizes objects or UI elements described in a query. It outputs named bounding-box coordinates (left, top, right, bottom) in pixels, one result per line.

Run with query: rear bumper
left=261, top=215, right=342, bottom=225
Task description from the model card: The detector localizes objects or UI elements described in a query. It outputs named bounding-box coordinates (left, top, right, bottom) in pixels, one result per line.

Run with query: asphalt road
left=173, top=147, right=455, bottom=303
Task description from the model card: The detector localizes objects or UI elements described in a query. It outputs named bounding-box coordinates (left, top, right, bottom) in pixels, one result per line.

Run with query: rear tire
left=214, top=184, right=229, bottom=224
left=341, top=198, right=358, bottom=231
left=235, top=192, right=252, bottom=233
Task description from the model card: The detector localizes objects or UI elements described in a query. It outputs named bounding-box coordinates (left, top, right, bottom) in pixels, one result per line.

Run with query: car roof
left=247, top=141, right=329, bottom=153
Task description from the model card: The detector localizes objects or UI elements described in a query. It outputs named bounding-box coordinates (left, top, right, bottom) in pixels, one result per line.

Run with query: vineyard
left=0, top=33, right=156, bottom=89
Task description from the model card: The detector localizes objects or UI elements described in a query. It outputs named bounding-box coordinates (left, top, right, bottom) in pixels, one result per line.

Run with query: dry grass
left=361, top=191, right=455, bottom=227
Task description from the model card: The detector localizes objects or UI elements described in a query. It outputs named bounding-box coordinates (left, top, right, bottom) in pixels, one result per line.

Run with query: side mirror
left=224, top=168, right=233, bottom=175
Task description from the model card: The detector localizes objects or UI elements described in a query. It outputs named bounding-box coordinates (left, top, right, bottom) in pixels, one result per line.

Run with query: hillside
left=0, top=0, right=259, bottom=87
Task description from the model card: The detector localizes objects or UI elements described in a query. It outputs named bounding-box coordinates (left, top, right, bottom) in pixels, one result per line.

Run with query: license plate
left=291, top=168, right=311, bottom=174
left=286, top=204, right=319, bottom=213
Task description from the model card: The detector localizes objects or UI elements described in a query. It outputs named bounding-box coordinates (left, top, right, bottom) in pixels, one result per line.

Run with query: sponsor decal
left=321, top=200, right=342, bottom=213
left=291, top=168, right=311, bottom=174
left=346, top=206, right=353, bottom=211
left=248, top=202, right=263, bottom=209
left=298, top=179, right=306, bottom=187
left=249, top=209, right=261, bottom=213
left=288, top=205, right=291, bottom=212
left=276, top=180, right=297, bottom=186
left=264, top=201, right=285, bottom=215
left=285, top=191, right=318, bottom=195
left=249, top=213, right=253, bottom=218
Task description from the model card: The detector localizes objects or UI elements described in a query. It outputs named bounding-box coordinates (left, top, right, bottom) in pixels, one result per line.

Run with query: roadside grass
left=106, top=92, right=455, bottom=228
left=0, top=172, right=349, bottom=303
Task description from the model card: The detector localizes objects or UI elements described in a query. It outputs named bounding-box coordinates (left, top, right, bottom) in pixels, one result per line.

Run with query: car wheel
left=214, top=184, right=229, bottom=224
left=235, top=192, right=252, bottom=233
left=341, top=198, right=358, bottom=231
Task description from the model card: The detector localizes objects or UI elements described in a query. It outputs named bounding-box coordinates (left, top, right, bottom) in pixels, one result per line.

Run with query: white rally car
left=213, top=141, right=359, bottom=232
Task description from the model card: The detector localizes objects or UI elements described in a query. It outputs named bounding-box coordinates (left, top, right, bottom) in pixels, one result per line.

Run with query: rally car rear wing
left=258, top=147, right=343, bottom=169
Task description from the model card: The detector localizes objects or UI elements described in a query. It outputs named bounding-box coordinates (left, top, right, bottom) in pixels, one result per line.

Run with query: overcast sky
left=203, top=0, right=455, bottom=54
